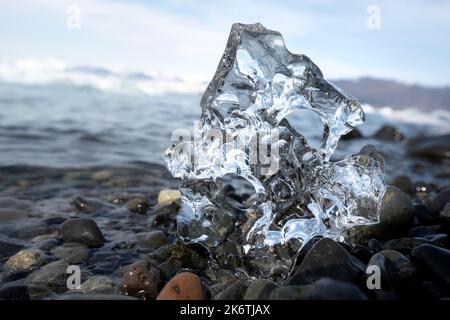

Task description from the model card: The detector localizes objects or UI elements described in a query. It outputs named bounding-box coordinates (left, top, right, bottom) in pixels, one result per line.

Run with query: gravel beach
left=0, top=132, right=449, bottom=300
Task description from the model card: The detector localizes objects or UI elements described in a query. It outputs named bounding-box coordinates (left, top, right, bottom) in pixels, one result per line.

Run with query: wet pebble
left=391, top=176, right=413, bottom=195
left=150, top=202, right=180, bottom=223
left=373, top=125, right=404, bottom=141
left=72, top=196, right=114, bottom=214
left=35, top=238, right=61, bottom=252
left=87, top=251, right=123, bottom=275
left=60, top=218, right=105, bottom=247
left=91, top=169, right=112, bottom=181
left=432, top=188, right=450, bottom=213
left=409, top=226, right=436, bottom=237
left=126, top=197, right=150, bottom=215
left=157, top=242, right=208, bottom=271
left=157, top=272, right=204, bottom=300
left=367, top=250, right=416, bottom=299
left=50, top=242, right=90, bottom=264
left=289, top=238, right=364, bottom=285
left=383, top=237, right=429, bottom=255
left=119, top=260, right=161, bottom=299
left=157, top=189, right=181, bottom=206
left=27, top=285, right=54, bottom=300
left=158, top=260, right=182, bottom=279
left=341, top=128, right=363, bottom=140
left=135, top=230, right=167, bottom=249
left=350, top=245, right=373, bottom=264
left=26, top=260, right=70, bottom=293
left=414, top=204, right=439, bottom=225
left=367, top=238, right=384, bottom=252
left=412, top=244, right=450, bottom=284
left=79, top=275, right=115, bottom=294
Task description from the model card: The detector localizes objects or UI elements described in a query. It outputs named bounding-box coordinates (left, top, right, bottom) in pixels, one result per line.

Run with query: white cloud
left=1, top=0, right=449, bottom=85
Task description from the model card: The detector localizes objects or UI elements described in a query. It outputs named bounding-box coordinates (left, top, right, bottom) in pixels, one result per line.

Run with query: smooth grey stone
left=26, top=260, right=70, bottom=294
left=50, top=242, right=90, bottom=264
left=60, top=218, right=105, bottom=247
left=289, top=238, right=363, bottom=285
left=412, top=244, right=450, bottom=284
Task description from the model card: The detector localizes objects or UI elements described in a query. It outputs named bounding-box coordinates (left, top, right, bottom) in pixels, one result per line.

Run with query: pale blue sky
left=1, top=0, right=449, bottom=86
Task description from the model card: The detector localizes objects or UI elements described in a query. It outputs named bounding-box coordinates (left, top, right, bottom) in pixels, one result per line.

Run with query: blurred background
left=0, top=0, right=449, bottom=178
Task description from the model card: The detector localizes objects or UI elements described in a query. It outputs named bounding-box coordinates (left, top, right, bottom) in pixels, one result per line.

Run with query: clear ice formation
left=164, top=23, right=386, bottom=278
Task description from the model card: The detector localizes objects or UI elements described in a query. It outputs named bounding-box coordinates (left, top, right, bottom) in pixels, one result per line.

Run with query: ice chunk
left=164, top=23, right=385, bottom=278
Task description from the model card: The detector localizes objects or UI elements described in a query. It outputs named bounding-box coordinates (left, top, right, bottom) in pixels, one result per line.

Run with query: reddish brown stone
left=119, top=260, right=160, bottom=299
left=156, top=272, right=204, bottom=300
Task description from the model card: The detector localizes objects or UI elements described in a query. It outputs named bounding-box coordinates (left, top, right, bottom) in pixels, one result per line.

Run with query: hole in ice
left=286, top=108, right=323, bottom=151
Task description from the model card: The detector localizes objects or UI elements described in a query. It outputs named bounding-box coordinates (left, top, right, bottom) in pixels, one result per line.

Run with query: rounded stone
left=341, top=128, right=363, bottom=140
left=119, top=260, right=161, bottom=299
left=5, top=249, right=43, bottom=274
left=135, top=230, right=167, bottom=249
left=26, top=260, right=70, bottom=293
left=412, top=244, right=450, bottom=284
left=60, top=218, right=105, bottom=247
left=289, top=238, right=364, bottom=286
left=432, top=188, right=450, bottom=213
left=50, top=242, right=90, bottom=264
left=368, top=250, right=416, bottom=299
left=91, top=170, right=112, bottom=181
left=373, top=125, right=404, bottom=141
left=391, top=176, right=413, bottom=194
left=126, top=197, right=150, bottom=215
left=156, top=272, right=204, bottom=300
left=79, top=275, right=115, bottom=294
left=157, top=189, right=181, bottom=206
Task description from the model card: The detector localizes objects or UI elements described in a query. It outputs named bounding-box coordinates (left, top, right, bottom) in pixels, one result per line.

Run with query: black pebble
left=60, top=218, right=106, bottom=247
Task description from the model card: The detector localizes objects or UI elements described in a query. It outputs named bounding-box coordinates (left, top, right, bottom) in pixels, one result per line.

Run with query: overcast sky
left=1, top=0, right=449, bottom=86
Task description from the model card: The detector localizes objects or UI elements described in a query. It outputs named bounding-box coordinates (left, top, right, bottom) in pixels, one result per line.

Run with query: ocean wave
left=1, top=58, right=449, bottom=136
left=363, top=104, right=450, bottom=134
left=0, top=58, right=206, bottom=95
